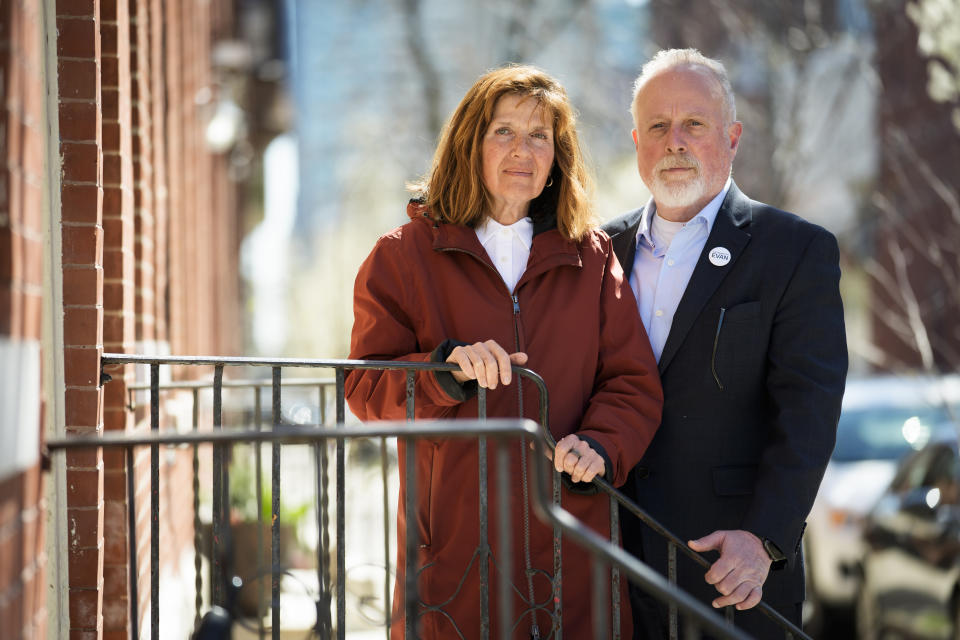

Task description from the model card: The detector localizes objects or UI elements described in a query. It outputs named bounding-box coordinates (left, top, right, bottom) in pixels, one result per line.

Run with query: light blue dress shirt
left=630, top=178, right=732, bottom=362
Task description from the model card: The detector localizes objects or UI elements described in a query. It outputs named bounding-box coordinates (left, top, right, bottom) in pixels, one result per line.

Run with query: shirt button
left=500, top=256, right=508, bottom=263
left=655, top=309, right=664, bottom=317
left=667, top=259, right=675, bottom=267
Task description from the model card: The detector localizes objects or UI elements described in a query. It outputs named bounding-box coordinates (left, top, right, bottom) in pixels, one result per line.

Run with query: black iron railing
left=44, top=354, right=810, bottom=640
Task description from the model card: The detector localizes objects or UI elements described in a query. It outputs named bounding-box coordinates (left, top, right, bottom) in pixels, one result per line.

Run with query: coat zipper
left=510, top=292, right=524, bottom=412
left=511, top=292, right=540, bottom=640
left=438, top=247, right=541, bottom=637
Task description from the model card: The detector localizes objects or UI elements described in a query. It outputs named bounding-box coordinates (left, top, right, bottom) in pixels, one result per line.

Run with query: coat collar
left=409, top=201, right=583, bottom=288
left=656, top=181, right=752, bottom=374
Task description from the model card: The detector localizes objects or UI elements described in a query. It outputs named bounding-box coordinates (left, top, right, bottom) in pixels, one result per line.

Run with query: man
left=602, top=49, right=847, bottom=638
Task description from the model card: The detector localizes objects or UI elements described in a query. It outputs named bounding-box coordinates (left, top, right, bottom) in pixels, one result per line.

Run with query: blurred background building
left=1, top=0, right=959, bottom=638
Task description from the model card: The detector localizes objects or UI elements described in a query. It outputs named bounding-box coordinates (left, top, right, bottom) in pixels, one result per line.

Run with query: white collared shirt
left=630, top=178, right=732, bottom=362
left=475, top=216, right=534, bottom=293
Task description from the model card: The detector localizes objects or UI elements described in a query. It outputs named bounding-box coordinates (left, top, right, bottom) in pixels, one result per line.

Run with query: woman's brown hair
left=409, top=64, right=595, bottom=241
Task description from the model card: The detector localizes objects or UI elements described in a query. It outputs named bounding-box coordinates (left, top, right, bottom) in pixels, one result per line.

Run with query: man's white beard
left=648, top=154, right=706, bottom=209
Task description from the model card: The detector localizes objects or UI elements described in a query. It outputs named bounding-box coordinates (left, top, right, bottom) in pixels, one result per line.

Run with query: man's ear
left=632, top=128, right=640, bottom=149
left=728, top=121, right=743, bottom=153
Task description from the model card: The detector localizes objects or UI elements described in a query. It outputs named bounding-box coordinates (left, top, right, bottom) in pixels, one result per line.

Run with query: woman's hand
left=553, top=435, right=606, bottom=483
left=446, top=340, right=528, bottom=389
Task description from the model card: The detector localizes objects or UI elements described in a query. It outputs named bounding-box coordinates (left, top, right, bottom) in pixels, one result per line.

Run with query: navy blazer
left=603, top=182, right=847, bottom=620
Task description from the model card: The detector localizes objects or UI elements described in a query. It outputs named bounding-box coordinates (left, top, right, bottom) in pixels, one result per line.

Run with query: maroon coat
left=346, top=203, right=662, bottom=638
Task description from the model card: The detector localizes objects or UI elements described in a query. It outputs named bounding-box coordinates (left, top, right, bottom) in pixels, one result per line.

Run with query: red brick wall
left=1, top=0, right=49, bottom=638
left=58, top=1, right=107, bottom=638
left=51, top=0, right=244, bottom=637
left=0, top=0, right=245, bottom=635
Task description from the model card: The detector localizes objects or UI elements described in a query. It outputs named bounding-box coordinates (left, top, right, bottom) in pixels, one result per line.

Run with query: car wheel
left=856, top=585, right=878, bottom=640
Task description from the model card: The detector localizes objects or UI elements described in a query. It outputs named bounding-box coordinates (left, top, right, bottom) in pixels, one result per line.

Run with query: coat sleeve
left=575, top=236, right=663, bottom=488
left=345, top=235, right=467, bottom=422
left=742, top=228, right=847, bottom=563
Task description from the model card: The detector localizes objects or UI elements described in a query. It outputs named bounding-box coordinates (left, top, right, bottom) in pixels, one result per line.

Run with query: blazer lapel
left=657, top=185, right=752, bottom=375
left=610, top=206, right=645, bottom=272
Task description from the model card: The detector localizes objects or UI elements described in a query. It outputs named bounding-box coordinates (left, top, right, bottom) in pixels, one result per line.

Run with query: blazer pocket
left=712, top=465, right=758, bottom=496
left=722, top=300, right=761, bottom=322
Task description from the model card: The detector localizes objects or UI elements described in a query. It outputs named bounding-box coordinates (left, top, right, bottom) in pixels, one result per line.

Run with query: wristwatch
left=762, top=538, right=787, bottom=570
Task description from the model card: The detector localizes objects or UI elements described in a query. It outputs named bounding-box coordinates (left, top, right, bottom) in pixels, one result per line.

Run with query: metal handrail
left=48, top=422, right=747, bottom=640
left=52, top=353, right=810, bottom=639
left=117, top=371, right=809, bottom=637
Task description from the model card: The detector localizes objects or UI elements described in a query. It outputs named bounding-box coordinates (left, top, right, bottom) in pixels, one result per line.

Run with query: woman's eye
left=532, top=131, right=549, bottom=140
left=495, top=127, right=511, bottom=135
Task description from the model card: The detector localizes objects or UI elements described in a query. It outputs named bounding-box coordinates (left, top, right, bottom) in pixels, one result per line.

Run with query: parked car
left=857, top=430, right=960, bottom=639
left=804, top=376, right=960, bottom=634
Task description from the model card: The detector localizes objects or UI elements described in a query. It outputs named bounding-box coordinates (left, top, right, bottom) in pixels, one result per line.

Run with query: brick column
left=130, top=0, right=155, bottom=349
left=100, top=0, right=135, bottom=636
left=56, top=0, right=106, bottom=637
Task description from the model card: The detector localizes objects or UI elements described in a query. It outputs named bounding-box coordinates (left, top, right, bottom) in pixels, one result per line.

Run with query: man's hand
left=552, top=435, right=606, bottom=483
left=446, top=340, right=527, bottom=389
left=687, top=529, right=771, bottom=610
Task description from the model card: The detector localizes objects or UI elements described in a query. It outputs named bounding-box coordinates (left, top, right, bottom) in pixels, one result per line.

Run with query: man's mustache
left=656, top=154, right=700, bottom=172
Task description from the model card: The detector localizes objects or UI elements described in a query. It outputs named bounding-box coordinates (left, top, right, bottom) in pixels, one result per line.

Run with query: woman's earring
left=545, top=176, right=554, bottom=188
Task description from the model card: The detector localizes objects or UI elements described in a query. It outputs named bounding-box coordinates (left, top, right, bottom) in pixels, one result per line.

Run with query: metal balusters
left=314, top=383, right=331, bottom=637
left=380, top=433, right=391, bottom=640
left=319, top=383, right=332, bottom=636
left=270, top=367, right=283, bottom=639
left=192, top=388, right=202, bottom=632
left=592, top=558, right=610, bottom=640
left=336, top=368, right=346, bottom=639
left=553, top=466, right=563, bottom=639
left=214, top=366, right=231, bottom=618
left=126, top=446, right=140, bottom=640
left=404, top=370, right=418, bottom=639
left=212, top=372, right=224, bottom=608
left=477, top=387, right=489, bottom=640
left=92, top=355, right=805, bottom=640
left=254, top=385, right=265, bottom=639
left=610, top=495, right=621, bottom=640
left=150, top=363, right=160, bottom=640
left=496, top=440, right=513, bottom=640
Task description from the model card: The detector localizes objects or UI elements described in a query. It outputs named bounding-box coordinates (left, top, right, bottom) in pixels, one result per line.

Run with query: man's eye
left=689, top=120, right=704, bottom=127
left=650, top=123, right=666, bottom=130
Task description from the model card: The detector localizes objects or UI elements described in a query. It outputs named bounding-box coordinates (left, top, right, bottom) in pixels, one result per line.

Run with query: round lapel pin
left=708, top=246, right=731, bottom=266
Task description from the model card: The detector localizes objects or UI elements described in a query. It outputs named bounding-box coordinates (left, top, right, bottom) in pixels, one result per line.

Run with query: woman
left=346, top=65, right=662, bottom=639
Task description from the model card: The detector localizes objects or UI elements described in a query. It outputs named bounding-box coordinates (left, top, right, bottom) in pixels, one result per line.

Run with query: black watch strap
left=763, top=538, right=787, bottom=570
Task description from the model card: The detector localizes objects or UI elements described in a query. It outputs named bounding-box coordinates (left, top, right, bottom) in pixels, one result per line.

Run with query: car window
left=832, top=406, right=952, bottom=462
left=888, top=446, right=939, bottom=493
